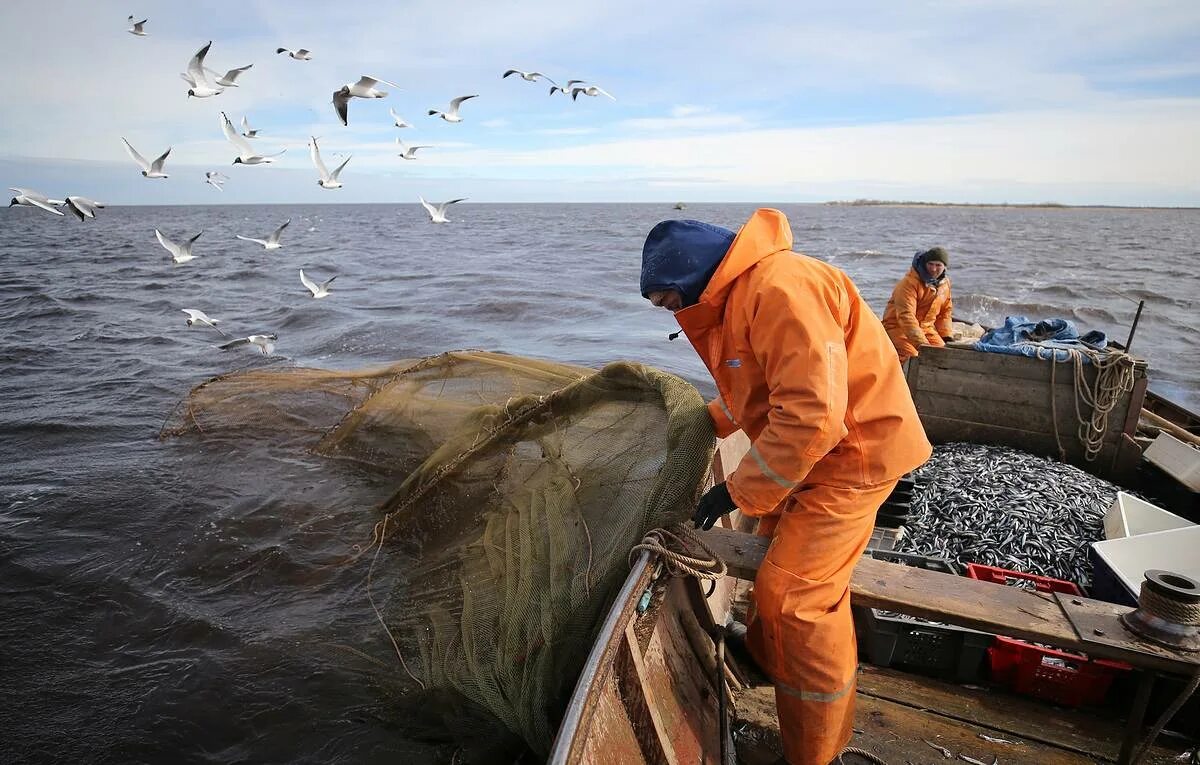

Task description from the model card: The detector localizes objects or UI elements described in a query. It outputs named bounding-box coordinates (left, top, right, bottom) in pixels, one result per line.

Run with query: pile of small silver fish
left=894, top=443, right=1125, bottom=589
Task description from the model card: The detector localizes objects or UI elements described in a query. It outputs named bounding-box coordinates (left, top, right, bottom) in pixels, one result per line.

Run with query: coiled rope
left=1035, top=345, right=1139, bottom=462
left=1139, top=585, right=1200, bottom=626
left=629, top=524, right=728, bottom=587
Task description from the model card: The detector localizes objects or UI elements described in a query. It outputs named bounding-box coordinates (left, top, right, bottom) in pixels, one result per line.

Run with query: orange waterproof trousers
left=746, top=479, right=898, bottom=765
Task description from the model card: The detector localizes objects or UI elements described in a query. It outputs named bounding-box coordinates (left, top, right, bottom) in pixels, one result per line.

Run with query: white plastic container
left=1103, top=491, right=1194, bottom=540
left=1090, top=526, right=1200, bottom=600
left=1144, top=431, right=1200, bottom=491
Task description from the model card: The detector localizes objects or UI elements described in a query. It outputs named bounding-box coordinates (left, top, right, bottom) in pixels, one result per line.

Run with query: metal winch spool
left=1119, top=570, right=1200, bottom=652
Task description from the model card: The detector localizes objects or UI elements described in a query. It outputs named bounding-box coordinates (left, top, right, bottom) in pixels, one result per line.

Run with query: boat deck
left=733, top=665, right=1188, bottom=765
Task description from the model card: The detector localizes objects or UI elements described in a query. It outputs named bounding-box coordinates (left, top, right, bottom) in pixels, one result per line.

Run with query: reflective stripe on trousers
left=745, top=479, right=898, bottom=765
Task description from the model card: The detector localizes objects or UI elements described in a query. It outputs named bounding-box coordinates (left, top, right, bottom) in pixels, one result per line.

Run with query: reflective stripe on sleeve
left=748, top=443, right=801, bottom=489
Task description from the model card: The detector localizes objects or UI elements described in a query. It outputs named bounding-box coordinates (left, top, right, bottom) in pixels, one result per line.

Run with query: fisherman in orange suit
left=881, top=247, right=955, bottom=362
left=641, top=210, right=932, bottom=765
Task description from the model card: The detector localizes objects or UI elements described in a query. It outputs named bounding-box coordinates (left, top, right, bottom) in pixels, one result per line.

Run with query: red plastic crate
left=965, top=563, right=1083, bottom=595
left=988, top=637, right=1130, bottom=707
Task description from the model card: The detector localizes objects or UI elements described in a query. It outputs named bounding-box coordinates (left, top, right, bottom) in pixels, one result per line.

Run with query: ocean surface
left=2, top=202, right=1197, bottom=763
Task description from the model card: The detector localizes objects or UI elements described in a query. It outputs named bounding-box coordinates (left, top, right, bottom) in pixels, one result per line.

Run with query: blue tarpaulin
left=973, top=316, right=1109, bottom=363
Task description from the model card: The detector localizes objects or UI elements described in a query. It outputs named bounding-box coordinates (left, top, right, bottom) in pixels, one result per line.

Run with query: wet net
left=161, top=350, right=715, bottom=758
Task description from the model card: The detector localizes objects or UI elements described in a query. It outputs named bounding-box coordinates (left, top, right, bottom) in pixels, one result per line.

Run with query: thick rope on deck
left=1034, top=345, right=1139, bottom=462
left=629, top=524, right=728, bottom=585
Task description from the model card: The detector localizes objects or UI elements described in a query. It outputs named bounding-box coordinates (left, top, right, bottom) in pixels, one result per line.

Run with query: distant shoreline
left=824, top=199, right=1199, bottom=210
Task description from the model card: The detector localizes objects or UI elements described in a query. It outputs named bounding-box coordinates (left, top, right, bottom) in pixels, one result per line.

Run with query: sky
left=1, top=1, right=1199, bottom=205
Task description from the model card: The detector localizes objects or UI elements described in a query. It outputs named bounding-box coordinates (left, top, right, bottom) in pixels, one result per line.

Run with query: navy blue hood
left=911, top=249, right=948, bottom=287
left=640, top=220, right=736, bottom=307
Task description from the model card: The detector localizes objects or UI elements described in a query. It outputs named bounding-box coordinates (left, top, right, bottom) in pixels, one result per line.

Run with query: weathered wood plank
left=856, top=665, right=1144, bottom=761
left=733, top=683, right=1101, bottom=765
left=918, top=412, right=1121, bottom=464
left=615, top=625, right=679, bottom=765
left=701, top=527, right=1199, bottom=675
left=912, top=389, right=1122, bottom=444
left=920, top=345, right=1145, bottom=386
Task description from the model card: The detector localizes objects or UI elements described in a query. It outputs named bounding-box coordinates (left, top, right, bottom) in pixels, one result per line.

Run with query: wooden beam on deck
left=702, top=526, right=1200, bottom=676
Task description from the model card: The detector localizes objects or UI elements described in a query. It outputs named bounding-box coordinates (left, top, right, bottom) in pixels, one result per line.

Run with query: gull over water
left=240, top=116, right=259, bottom=138
left=428, top=95, right=477, bottom=123
left=235, top=219, right=290, bottom=250
left=65, top=196, right=104, bottom=222
left=127, top=16, right=147, bottom=36
left=219, top=334, right=277, bottom=355
left=122, top=138, right=171, bottom=178
left=389, top=108, right=412, bottom=129
left=156, top=229, right=202, bottom=264
left=300, top=269, right=336, bottom=299
left=8, top=188, right=65, bottom=215
left=332, top=76, right=397, bottom=126
left=396, top=139, right=431, bottom=160
left=276, top=47, right=312, bottom=60
left=181, top=41, right=223, bottom=98
left=310, top=137, right=350, bottom=189
left=181, top=309, right=226, bottom=335
left=420, top=196, right=466, bottom=224
left=220, top=112, right=284, bottom=164
left=205, top=172, right=228, bottom=191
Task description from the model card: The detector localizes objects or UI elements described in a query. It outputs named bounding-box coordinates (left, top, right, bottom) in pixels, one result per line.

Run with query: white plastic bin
left=1144, top=431, right=1200, bottom=491
left=1090, top=526, right=1200, bottom=601
left=1103, top=491, right=1193, bottom=540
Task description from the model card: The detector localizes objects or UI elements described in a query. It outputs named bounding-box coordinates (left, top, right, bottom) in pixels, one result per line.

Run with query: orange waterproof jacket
left=674, top=209, right=932, bottom=516
left=881, top=268, right=953, bottom=348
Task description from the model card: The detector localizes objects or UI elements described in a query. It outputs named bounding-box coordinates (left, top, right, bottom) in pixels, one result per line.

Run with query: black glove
left=941, top=336, right=955, bottom=343
left=692, top=482, right=737, bottom=531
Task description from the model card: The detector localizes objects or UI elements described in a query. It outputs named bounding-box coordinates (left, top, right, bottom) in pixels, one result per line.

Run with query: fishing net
left=161, top=350, right=715, bottom=759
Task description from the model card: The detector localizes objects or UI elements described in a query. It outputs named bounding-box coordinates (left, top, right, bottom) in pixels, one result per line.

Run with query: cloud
left=2, top=1, right=1199, bottom=204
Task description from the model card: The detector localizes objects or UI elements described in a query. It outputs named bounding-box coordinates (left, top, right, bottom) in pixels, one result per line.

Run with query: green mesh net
left=161, top=350, right=715, bottom=759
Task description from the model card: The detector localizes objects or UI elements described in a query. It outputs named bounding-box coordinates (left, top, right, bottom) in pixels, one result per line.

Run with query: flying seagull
left=205, top=171, right=228, bottom=191
left=65, top=196, right=104, bottom=221
left=549, top=79, right=588, bottom=96
left=122, top=138, right=171, bottom=178
left=219, top=334, right=277, bottom=355
left=332, top=75, right=397, bottom=126
left=428, top=95, right=478, bottom=123
left=389, top=107, right=412, bottom=129
left=310, top=137, right=350, bottom=189
left=127, top=16, right=147, bottom=36
left=276, top=47, right=312, bottom=60
left=207, top=63, right=253, bottom=88
left=181, top=309, right=227, bottom=336
left=419, top=196, right=466, bottom=224
left=396, top=139, right=431, bottom=160
left=503, top=69, right=556, bottom=85
left=220, top=111, right=284, bottom=164
left=300, top=269, right=337, bottom=298
left=7, top=188, right=65, bottom=215
left=156, top=229, right=202, bottom=264
left=235, top=219, right=290, bottom=250
left=569, top=85, right=615, bottom=101
left=181, top=41, right=223, bottom=98
left=240, top=115, right=259, bottom=138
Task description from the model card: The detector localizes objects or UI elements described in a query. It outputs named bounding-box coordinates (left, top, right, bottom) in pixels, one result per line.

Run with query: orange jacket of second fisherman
left=673, top=209, right=932, bottom=516
left=881, top=268, right=954, bottom=354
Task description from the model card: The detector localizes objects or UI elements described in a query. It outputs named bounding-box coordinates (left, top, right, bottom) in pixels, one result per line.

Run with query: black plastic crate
left=853, top=550, right=990, bottom=682
left=853, top=608, right=992, bottom=683
left=864, top=549, right=958, bottom=575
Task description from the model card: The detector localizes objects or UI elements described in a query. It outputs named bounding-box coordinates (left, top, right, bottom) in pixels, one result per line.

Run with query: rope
left=1030, top=344, right=1139, bottom=461
left=1139, top=586, right=1200, bottom=626
left=838, top=746, right=889, bottom=765
left=1069, top=347, right=1138, bottom=461
left=628, top=524, right=728, bottom=584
